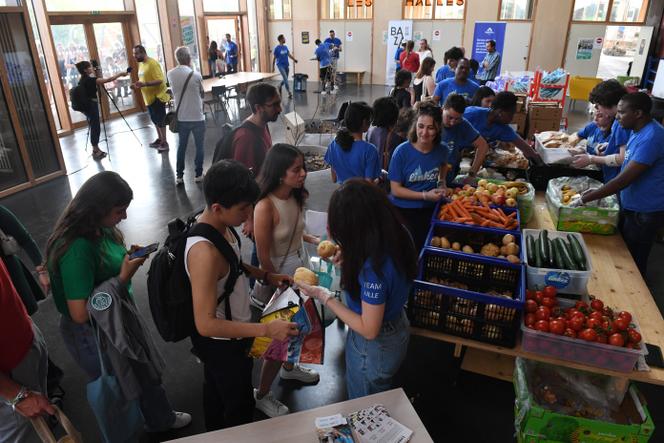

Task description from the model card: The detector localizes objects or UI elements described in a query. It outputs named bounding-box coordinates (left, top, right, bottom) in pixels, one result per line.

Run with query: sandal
left=92, top=150, right=108, bottom=160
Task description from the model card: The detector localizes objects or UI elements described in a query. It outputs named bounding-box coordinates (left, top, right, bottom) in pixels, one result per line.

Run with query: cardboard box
left=526, top=116, right=560, bottom=139
left=528, top=104, right=563, bottom=121
left=512, top=112, right=527, bottom=136
left=515, top=94, right=527, bottom=113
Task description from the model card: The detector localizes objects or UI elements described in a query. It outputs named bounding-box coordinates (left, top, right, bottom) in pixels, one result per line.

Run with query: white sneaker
left=333, top=85, right=339, bottom=90
left=175, top=177, right=184, bottom=186
left=330, top=89, right=338, bottom=95
left=170, top=411, right=192, bottom=429
left=194, top=175, right=204, bottom=183
left=320, top=91, right=328, bottom=95
left=280, top=364, right=320, bottom=383
left=254, top=389, right=289, bottom=417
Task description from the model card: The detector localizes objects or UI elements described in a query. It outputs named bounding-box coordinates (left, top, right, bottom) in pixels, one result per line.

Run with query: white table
left=165, top=388, right=433, bottom=442
left=202, top=72, right=278, bottom=93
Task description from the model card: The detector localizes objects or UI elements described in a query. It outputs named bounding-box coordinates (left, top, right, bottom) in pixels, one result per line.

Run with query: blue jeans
left=59, top=316, right=176, bottom=432
left=277, top=64, right=290, bottom=93
left=176, top=120, right=205, bottom=179
left=620, top=209, right=664, bottom=277
left=345, top=310, right=410, bottom=399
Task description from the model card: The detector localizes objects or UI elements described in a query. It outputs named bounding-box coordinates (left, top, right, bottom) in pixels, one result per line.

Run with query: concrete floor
left=2, top=83, right=663, bottom=442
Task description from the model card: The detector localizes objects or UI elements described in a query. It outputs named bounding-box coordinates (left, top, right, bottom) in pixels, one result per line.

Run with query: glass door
left=93, top=22, right=134, bottom=116
left=51, top=24, right=90, bottom=124
left=206, top=17, right=242, bottom=71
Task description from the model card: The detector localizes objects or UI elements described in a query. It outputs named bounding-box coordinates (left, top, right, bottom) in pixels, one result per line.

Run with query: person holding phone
left=45, top=171, right=192, bottom=434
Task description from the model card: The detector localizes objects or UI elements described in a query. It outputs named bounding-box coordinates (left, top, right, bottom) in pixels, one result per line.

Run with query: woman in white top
left=413, top=56, right=436, bottom=104
left=252, top=144, right=321, bottom=418
left=416, top=39, right=433, bottom=62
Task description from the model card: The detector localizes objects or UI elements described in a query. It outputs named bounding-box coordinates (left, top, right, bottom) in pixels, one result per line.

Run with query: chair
left=204, top=85, right=229, bottom=122
left=568, top=76, right=602, bottom=111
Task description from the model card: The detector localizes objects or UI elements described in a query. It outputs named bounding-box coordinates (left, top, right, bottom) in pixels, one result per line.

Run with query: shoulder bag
left=164, top=69, right=194, bottom=134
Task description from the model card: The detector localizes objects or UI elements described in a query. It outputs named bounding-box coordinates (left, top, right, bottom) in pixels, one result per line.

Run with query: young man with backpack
left=183, top=160, right=297, bottom=430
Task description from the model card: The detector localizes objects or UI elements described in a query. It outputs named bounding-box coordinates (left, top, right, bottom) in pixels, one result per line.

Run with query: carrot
left=486, top=220, right=505, bottom=228
left=447, top=204, right=461, bottom=219
left=481, top=220, right=491, bottom=227
left=456, top=217, right=472, bottom=223
left=455, top=201, right=472, bottom=219
left=440, top=206, right=450, bottom=220
left=494, top=208, right=509, bottom=224
left=507, top=211, right=517, bottom=219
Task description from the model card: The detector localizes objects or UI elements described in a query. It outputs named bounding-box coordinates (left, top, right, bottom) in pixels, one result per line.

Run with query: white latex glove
left=567, top=194, right=585, bottom=208
left=297, top=281, right=333, bottom=305
left=572, top=154, right=592, bottom=169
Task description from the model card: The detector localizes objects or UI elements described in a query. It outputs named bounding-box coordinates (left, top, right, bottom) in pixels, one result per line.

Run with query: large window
left=403, top=0, right=433, bottom=19
left=572, top=0, right=649, bottom=22
left=135, top=0, right=165, bottom=74
left=202, top=0, right=238, bottom=12
left=434, top=0, right=465, bottom=20
left=321, top=0, right=372, bottom=19
left=404, top=0, right=465, bottom=20
left=44, top=0, right=124, bottom=12
left=268, top=0, right=291, bottom=20
left=499, top=0, right=534, bottom=20
left=178, top=0, right=201, bottom=72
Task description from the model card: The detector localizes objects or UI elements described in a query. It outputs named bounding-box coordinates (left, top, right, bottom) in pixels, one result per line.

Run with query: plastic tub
left=432, top=199, right=521, bottom=233
left=521, top=228, right=592, bottom=295
left=424, top=222, right=523, bottom=262
left=408, top=248, right=525, bottom=347
left=521, top=299, right=648, bottom=373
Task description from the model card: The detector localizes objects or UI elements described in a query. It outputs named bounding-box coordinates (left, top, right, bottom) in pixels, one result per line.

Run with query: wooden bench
left=340, top=70, right=365, bottom=85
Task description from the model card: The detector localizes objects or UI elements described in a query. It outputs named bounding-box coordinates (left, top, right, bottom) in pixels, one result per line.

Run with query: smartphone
left=645, top=343, right=664, bottom=368
left=129, top=243, right=159, bottom=260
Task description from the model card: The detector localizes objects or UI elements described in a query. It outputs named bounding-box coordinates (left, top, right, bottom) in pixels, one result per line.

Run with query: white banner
left=385, top=20, right=412, bottom=86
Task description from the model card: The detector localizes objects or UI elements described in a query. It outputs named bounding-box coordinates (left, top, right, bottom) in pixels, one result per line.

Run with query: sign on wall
left=472, top=22, right=506, bottom=75
left=576, top=39, right=593, bottom=60
left=385, top=20, right=412, bottom=85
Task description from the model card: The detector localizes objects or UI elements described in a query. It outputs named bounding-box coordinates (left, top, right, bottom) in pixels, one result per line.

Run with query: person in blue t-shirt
left=314, top=39, right=332, bottom=94
left=441, top=94, right=489, bottom=185
left=469, top=58, right=479, bottom=83
left=325, top=101, right=380, bottom=184
left=298, top=179, right=417, bottom=399
left=435, top=46, right=463, bottom=83
left=388, top=102, right=448, bottom=250
left=433, top=58, right=479, bottom=106
left=272, top=34, right=298, bottom=99
left=394, top=42, right=406, bottom=71
left=573, top=93, right=664, bottom=277
left=571, top=80, right=631, bottom=183
left=324, top=30, right=342, bottom=89
left=224, top=34, right=239, bottom=73
left=464, top=91, right=541, bottom=162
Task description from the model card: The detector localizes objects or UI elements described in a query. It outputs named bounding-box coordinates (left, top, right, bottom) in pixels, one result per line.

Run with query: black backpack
left=70, top=82, right=89, bottom=112
left=147, top=211, right=245, bottom=342
left=212, top=120, right=267, bottom=167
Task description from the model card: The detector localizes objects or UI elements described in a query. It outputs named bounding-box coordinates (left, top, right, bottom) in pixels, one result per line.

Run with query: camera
left=126, top=66, right=133, bottom=73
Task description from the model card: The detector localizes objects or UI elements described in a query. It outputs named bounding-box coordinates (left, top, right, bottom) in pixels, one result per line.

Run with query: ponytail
left=335, top=127, right=355, bottom=151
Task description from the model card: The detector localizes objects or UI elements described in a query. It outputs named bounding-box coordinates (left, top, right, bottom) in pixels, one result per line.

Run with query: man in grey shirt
left=167, top=46, right=205, bottom=186
left=477, top=39, right=501, bottom=85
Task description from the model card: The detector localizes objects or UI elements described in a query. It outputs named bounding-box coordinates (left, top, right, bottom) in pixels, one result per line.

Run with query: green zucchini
left=557, top=238, right=578, bottom=271
left=527, top=235, right=536, bottom=264
left=533, top=237, right=543, bottom=268
left=551, top=237, right=563, bottom=269
left=539, top=230, right=550, bottom=266
left=567, top=234, right=587, bottom=270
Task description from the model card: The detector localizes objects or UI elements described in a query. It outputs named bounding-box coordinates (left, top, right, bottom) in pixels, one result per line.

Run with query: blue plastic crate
left=432, top=199, right=521, bottom=234
left=408, top=248, right=525, bottom=347
left=424, top=222, right=523, bottom=262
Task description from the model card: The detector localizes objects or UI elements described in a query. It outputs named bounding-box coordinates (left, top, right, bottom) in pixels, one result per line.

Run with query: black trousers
left=190, top=333, right=255, bottom=431
left=84, top=101, right=101, bottom=145
left=396, top=206, right=435, bottom=252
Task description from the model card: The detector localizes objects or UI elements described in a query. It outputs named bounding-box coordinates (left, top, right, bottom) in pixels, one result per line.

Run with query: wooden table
left=412, top=193, right=664, bottom=386
left=164, top=388, right=433, bottom=442
left=202, top=71, right=278, bottom=93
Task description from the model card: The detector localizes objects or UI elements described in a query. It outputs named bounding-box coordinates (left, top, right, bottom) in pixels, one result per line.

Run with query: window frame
left=570, top=0, right=650, bottom=24
left=320, top=0, right=373, bottom=20
left=267, top=0, right=291, bottom=21
left=402, top=0, right=466, bottom=21
left=497, top=0, right=536, bottom=21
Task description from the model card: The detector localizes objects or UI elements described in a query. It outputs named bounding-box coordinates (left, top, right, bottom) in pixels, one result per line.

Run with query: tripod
left=97, top=83, right=143, bottom=148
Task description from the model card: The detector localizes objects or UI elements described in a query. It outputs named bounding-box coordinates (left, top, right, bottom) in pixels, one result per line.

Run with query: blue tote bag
left=86, top=323, right=144, bottom=443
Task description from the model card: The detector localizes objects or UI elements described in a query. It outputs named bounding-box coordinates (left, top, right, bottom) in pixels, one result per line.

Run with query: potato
left=440, top=237, right=451, bottom=249
left=500, top=245, right=509, bottom=256
left=294, top=267, right=319, bottom=286
left=452, top=242, right=461, bottom=251
left=462, top=245, right=474, bottom=254
left=506, top=255, right=520, bottom=264
left=505, top=243, right=519, bottom=256
left=502, top=234, right=515, bottom=245
left=317, top=240, right=337, bottom=259
left=480, top=242, right=500, bottom=257
left=430, top=236, right=442, bottom=247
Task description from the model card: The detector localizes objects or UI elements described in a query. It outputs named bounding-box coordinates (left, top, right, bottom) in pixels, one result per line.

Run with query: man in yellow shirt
left=132, top=45, right=171, bottom=152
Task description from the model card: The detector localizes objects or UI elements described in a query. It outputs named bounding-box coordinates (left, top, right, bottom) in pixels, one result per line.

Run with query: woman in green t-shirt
left=45, top=171, right=191, bottom=432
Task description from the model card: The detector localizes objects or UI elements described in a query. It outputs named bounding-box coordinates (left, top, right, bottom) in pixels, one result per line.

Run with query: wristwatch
left=6, top=386, right=29, bottom=412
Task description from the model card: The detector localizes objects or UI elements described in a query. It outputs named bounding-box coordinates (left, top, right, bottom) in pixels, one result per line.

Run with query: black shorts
left=320, top=66, right=331, bottom=81
left=147, top=99, right=166, bottom=127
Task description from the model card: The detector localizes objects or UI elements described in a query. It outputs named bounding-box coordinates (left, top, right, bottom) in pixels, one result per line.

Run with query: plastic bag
left=547, top=176, right=619, bottom=210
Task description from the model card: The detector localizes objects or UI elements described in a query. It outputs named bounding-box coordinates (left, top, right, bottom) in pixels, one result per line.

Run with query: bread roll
left=317, top=240, right=337, bottom=259
left=294, top=267, right=319, bottom=286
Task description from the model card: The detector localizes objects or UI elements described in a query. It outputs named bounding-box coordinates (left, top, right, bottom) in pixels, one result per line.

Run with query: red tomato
left=535, top=320, right=550, bottom=332
left=579, top=328, right=598, bottom=342
left=563, top=328, right=577, bottom=338
left=549, top=319, right=565, bottom=335
left=543, top=286, right=557, bottom=299
left=525, top=299, right=538, bottom=313
left=628, top=328, right=642, bottom=344
left=618, top=311, right=632, bottom=323
left=588, top=311, right=603, bottom=321
left=568, top=316, right=585, bottom=331
left=535, top=306, right=551, bottom=321
left=526, top=290, right=536, bottom=300
left=595, top=333, right=608, bottom=344
left=552, top=307, right=564, bottom=318
left=613, top=317, right=629, bottom=331
left=590, top=299, right=604, bottom=311
left=609, top=333, right=625, bottom=347
left=541, top=297, right=556, bottom=308
left=534, top=291, right=544, bottom=305
left=565, top=308, right=580, bottom=319
left=575, top=301, right=589, bottom=311
left=587, top=317, right=602, bottom=329
left=525, top=313, right=536, bottom=326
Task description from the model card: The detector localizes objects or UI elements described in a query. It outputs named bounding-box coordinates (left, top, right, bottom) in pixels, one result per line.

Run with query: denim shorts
left=345, top=309, right=410, bottom=399
left=147, top=99, right=166, bottom=127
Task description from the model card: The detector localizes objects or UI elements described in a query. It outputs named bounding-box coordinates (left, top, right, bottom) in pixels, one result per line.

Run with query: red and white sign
left=346, top=31, right=353, bottom=42
left=432, top=29, right=441, bottom=41
left=593, top=37, right=604, bottom=49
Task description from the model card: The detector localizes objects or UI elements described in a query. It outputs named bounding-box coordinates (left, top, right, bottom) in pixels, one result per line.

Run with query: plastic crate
left=408, top=248, right=525, bottom=347
left=522, top=228, right=592, bottom=295
left=425, top=222, right=523, bottom=262
left=432, top=199, right=521, bottom=233
left=521, top=299, right=648, bottom=373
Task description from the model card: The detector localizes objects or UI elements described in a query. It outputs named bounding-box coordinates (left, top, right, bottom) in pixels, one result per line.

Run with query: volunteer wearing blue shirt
left=464, top=91, right=541, bottom=161
left=576, top=93, right=664, bottom=277
left=272, top=34, right=298, bottom=99
left=394, top=42, right=406, bottom=71
left=224, top=34, right=239, bottom=73
left=477, top=40, right=501, bottom=85
left=389, top=102, right=448, bottom=250
left=433, top=58, right=479, bottom=105
left=571, top=79, right=631, bottom=183
left=324, top=30, right=342, bottom=89
left=325, top=102, right=380, bottom=183
left=435, top=46, right=463, bottom=83
left=441, top=94, right=490, bottom=185
left=314, top=39, right=332, bottom=94
left=299, top=180, right=416, bottom=399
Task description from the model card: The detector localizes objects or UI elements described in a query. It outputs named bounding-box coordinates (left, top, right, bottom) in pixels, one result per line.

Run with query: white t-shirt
left=166, top=65, right=204, bottom=122
left=184, top=234, right=252, bottom=333
left=417, top=50, right=433, bottom=62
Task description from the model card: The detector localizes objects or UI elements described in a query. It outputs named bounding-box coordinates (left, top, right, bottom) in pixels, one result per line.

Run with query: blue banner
left=472, top=22, right=506, bottom=75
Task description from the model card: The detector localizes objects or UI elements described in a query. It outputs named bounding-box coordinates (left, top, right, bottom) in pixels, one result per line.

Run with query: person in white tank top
left=253, top=144, right=322, bottom=418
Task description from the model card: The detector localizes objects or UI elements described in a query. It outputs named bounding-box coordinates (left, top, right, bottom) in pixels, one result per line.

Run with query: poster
left=432, top=29, right=441, bottom=41
left=301, top=31, right=309, bottom=44
left=385, top=20, right=412, bottom=86
left=413, top=31, right=423, bottom=42
left=576, top=38, right=593, bottom=60
left=471, top=22, right=506, bottom=76
left=346, top=31, right=353, bottom=42
left=180, top=17, right=195, bottom=47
